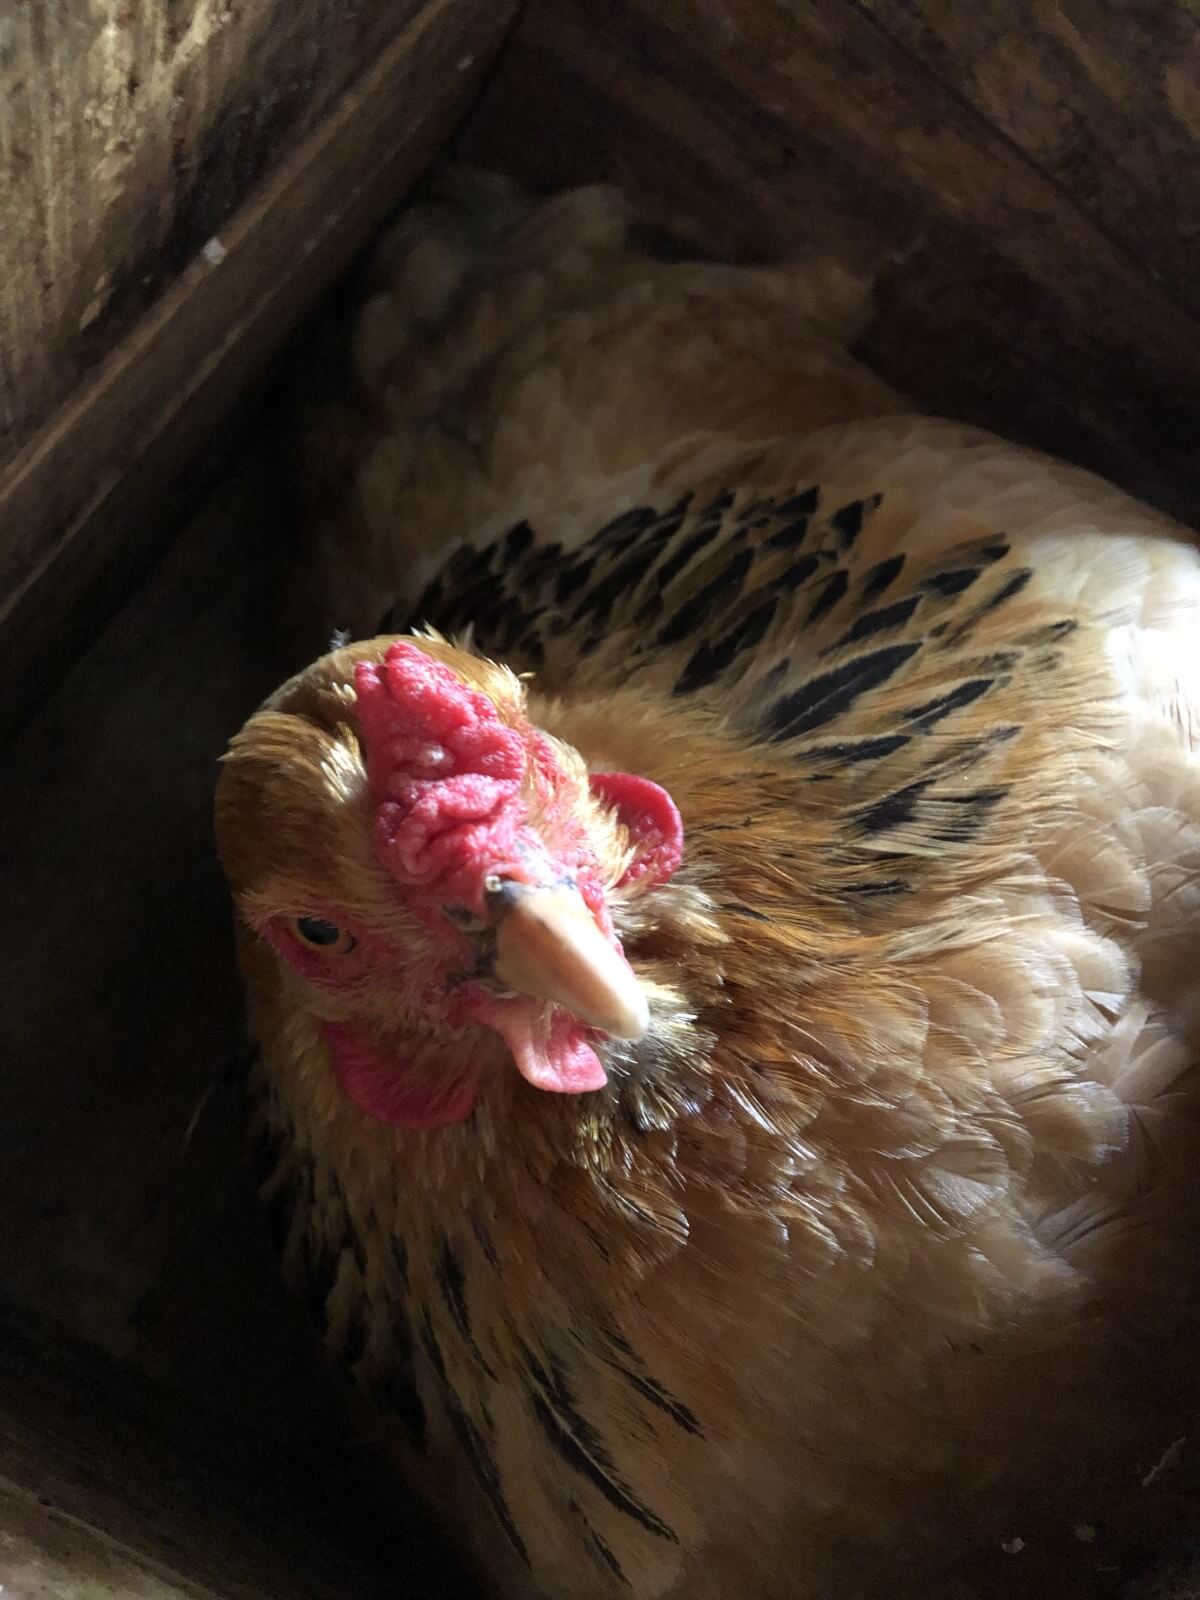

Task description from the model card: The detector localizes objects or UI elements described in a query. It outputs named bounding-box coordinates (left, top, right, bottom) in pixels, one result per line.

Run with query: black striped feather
left=370, top=482, right=1067, bottom=890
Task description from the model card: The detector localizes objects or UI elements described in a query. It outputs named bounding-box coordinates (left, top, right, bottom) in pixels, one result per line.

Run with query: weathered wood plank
left=858, top=0, right=1200, bottom=322
left=0, top=1301, right=474, bottom=1598
left=0, top=0, right=421, bottom=460
left=457, top=0, right=1200, bottom=527
left=0, top=452, right=320, bottom=1400
left=0, top=1487, right=202, bottom=1600
left=0, top=0, right=514, bottom=740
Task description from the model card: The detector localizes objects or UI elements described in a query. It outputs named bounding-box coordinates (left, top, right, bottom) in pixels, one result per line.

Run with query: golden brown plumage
left=216, top=170, right=1200, bottom=1599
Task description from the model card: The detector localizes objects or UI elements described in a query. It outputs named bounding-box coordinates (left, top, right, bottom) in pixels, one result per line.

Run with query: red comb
left=355, top=643, right=529, bottom=899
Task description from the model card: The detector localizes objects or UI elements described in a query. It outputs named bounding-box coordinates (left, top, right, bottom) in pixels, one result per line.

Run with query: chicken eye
left=291, top=916, right=357, bottom=955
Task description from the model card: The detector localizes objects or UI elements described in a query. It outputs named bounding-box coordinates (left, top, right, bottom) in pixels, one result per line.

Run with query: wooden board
left=456, top=0, right=1200, bottom=531
left=0, top=446, right=319, bottom=1397
left=0, top=0, right=516, bottom=740
left=1, top=0, right=465, bottom=460
left=0, top=1301, right=475, bottom=1598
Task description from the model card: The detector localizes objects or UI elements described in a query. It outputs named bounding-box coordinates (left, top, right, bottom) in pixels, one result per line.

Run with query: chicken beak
left=487, top=879, right=650, bottom=1042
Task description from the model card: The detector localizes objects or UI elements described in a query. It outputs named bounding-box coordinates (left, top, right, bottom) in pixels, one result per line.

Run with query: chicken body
left=217, top=174, right=1200, bottom=1599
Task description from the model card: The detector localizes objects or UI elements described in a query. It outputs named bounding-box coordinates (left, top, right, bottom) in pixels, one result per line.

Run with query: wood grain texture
left=456, top=0, right=1200, bottom=528
left=0, top=1302, right=473, bottom=1598
left=0, top=452, right=320, bottom=1399
left=860, top=0, right=1200, bottom=320
left=0, top=0, right=514, bottom=741
left=0, top=0, right=418, bottom=459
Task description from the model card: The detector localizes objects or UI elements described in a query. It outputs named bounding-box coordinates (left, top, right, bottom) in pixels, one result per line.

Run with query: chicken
left=215, top=170, right=1200, bottom=1600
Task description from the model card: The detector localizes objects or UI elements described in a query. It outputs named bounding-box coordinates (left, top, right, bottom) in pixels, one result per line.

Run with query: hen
left=215, top=172, right=1200, bottom=1600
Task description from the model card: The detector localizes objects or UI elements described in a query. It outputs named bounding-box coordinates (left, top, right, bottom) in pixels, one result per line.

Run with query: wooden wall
left=0, top=1299, right=474, bottom=1598
left=2, top=0, right=404, bottom=451
left=459, top=0, right=1200, bottom=528
left=0, top=0, right=516, bottom=737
